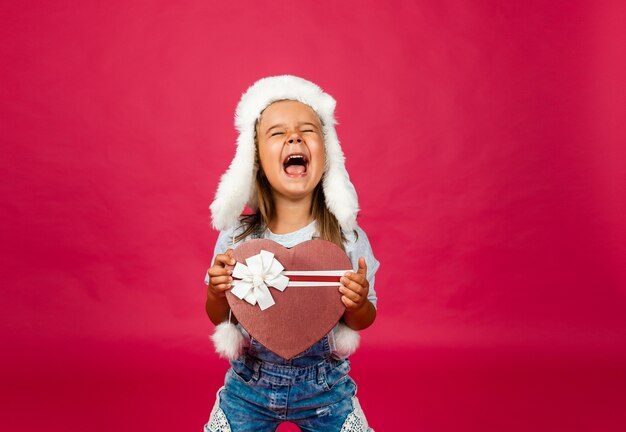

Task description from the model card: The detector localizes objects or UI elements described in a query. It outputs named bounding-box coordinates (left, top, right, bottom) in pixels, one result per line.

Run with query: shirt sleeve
left=213, top=227, right=235, bottom=258
left=344, top=225, right=380, bottom=309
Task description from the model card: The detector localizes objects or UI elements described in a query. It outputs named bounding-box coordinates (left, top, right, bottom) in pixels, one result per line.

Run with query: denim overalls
left=204, top=329, right=374, bottom=432
left=204, top=229, right=373, bottom=432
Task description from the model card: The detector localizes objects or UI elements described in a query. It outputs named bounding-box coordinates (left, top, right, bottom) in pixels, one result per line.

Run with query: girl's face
left=256, top=100, right=325, bottom=202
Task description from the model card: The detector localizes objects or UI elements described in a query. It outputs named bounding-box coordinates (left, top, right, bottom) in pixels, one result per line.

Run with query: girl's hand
left=207, top=249, right=236, bottom=299
left=339, top=257, right=369, bottom=311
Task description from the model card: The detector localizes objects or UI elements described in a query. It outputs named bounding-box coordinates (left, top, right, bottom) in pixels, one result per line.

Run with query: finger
left=209, top=283, right=232, bottom=297
left=213, top=250, right=237, bottom=267
left=342, top=272, right=367, bottom=288
left=208, top=275, right=232, bottom=286
left=357, top=257, right=367, bottom=276
left=341, top=295, right=359, bottom=309
left=212, top=283, right=232, bottom=293
left=212, top=254, right=229, bottom=267
left=340, top=277, right=365, bottom=296
left=208, top=267, right=232, bottom=277
left=339, top=285, right=362, bottom=303
left=224, top=249, right=237, bottom=266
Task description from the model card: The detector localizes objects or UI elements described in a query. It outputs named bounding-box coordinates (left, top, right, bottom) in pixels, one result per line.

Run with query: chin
left=283, top=189, right=316, bottom=200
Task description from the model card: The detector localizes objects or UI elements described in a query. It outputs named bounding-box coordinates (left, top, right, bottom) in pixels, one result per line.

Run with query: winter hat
left=210, top=75, right=359, bottom=232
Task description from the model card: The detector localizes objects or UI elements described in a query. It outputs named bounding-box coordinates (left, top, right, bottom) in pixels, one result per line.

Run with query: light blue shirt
left=211, top=220, right=380, bottom=308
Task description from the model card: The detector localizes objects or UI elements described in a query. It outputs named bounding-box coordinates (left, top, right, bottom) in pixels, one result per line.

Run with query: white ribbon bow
left=230, top=250, right=289, bottom=310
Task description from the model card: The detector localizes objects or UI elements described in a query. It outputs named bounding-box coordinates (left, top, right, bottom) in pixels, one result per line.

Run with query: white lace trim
left=340, top=396, right=374, bottom=432
left=205, top=386, right=231, bottom=432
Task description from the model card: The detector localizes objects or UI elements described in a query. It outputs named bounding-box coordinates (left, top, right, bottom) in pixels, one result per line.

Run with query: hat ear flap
left=321, top=126, right=359, bottom=233
left=210, top=128, right=257, bottom=230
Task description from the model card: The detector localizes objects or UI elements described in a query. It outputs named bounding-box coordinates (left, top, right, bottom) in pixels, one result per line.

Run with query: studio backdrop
left=1, top=1, right=625, bottom=431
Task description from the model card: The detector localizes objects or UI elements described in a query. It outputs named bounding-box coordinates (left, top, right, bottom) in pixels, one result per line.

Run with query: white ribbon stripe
left=283, top=270, right=348, bottom=276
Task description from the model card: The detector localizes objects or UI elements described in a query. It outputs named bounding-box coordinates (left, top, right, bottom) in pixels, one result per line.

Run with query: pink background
left=2, top=1, right=625, bottom=431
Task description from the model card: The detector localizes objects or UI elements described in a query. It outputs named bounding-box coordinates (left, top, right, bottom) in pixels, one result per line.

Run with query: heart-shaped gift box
left=226, top=238, right=352, bottom=359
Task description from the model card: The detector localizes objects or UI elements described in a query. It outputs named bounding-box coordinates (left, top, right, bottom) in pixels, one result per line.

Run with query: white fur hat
left=210, top=75, right=359, bottom=232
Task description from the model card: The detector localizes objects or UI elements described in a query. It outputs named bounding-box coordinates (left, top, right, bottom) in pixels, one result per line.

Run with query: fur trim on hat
left=210, top=75, right=359, bottom=232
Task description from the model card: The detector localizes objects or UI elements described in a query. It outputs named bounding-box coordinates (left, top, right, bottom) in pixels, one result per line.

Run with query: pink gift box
left=226, top=239, right=352, bottom=359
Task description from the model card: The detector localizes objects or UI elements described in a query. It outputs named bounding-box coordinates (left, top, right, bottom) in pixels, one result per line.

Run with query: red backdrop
left=2, top=1, right=625, bottom=431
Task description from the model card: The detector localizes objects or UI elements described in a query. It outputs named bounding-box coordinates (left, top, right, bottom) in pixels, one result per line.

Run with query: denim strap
left=251, top=358, right=261, bottom=381
left=250, top=227, right=265, bottom=239
left=315, top=362, right=327, bottom=386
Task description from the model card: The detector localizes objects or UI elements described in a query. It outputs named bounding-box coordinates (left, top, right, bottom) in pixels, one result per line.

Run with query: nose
left=287, top=131, right=302, bottom=144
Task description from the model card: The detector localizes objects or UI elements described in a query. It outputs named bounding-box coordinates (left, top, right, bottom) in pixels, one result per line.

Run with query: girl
left=204, top=75, right=379, bottom=432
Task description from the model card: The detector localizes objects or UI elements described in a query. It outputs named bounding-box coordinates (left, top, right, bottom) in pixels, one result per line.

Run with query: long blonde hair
left=235, top=170, right=348, bottom=249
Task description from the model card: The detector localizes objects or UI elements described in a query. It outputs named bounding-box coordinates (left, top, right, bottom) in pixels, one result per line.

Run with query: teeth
left=285, top=155, right=306, bottom=163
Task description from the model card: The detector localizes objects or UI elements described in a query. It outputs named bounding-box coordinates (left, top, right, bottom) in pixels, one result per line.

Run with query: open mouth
left=283, top=153, right=309, bottom=176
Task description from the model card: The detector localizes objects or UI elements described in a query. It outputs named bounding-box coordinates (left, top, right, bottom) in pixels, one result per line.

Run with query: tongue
left=285, top=165, right=306, bottom=175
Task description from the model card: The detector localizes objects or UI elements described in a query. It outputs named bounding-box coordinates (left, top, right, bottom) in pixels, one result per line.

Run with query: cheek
left=257, top=143, right=278, bottom=171
left=311, top=141, right=326, bottom=170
